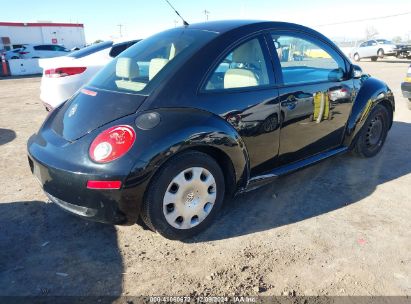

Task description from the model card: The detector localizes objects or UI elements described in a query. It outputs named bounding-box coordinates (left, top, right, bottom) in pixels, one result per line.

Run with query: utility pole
left=117, top=24, right=123, bottom=37
left=203, top=9, right=210, bottom=21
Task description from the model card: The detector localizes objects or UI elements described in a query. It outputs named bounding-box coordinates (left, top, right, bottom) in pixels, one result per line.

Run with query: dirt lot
left=0, top=59, right=410, bottom=300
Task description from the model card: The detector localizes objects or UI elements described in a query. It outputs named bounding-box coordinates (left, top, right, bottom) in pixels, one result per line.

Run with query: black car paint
left=28, top=20, right=395, bottom=225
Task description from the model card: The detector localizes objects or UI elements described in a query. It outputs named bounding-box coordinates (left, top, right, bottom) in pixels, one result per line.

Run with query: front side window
left=89, top=28, right=218, bottom=94
left=272, top=34, right=345, bottom=85
left=205, top=38, right=271, bottom=91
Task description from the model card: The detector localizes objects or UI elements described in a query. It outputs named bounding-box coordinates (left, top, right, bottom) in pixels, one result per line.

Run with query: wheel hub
left=163, top=167, right=217, bottom=230
left=366, top=116, right=383, bottom=146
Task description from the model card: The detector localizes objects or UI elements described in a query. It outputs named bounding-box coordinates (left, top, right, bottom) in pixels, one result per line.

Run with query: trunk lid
left=49, top=87, right=146, bottom=141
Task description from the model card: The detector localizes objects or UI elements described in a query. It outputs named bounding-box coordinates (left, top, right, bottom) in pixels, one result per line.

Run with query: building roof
left=0, top=22, right=83, bottom=28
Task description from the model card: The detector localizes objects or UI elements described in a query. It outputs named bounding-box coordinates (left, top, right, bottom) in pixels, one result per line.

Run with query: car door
left=268, top=32, right=355, bottom=165
left=199, top=35, right=281, bottom=176
left=357, top=42, right=368, bottom=58
left=366, top=40, right=377, bottom=57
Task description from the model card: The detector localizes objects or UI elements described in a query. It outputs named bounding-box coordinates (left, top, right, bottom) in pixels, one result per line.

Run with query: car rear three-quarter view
left=28, top=20, right=395, bottom=240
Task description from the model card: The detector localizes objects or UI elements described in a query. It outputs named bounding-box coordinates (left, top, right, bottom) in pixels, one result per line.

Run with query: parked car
left=351, top=39, right=398, bottom=61
left=396, top=44, right=411, bottom=59
left=401, top=65, right=411, bottom=109
left=39, top=39, right=140, bottom=111
left=28, top=20, right=395, bottom=240
left=3, top=48, right=22, bottom=60
left=19, top=44, right=70, bottom=59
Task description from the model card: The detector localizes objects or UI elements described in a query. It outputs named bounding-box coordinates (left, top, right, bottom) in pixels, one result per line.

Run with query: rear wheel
left=352, top=104, right=389, bottom=158
left=141, top=151, right=225, bottom=240
left=377, top=49, right=384, bottom=58
left=354, top=53, right=360, bottom=62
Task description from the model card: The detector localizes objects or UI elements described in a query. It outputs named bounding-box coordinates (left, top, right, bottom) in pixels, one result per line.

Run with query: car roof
left=178, top=20, right=315, bottom=35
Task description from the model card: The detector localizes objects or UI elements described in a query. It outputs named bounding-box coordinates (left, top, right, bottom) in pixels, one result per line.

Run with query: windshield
left=377, top=39, right=393, bottom=45
left=88, top=28, right=218, bottom=94
left=67, top=41, right=113, bottom=58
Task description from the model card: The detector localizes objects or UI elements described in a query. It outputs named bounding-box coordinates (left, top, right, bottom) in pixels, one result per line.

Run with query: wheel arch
left=344, top=76, right=395, bottom=147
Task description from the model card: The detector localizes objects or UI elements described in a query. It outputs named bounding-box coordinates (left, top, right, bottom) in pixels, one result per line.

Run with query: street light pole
left=203, top=10, right=210, bottom=21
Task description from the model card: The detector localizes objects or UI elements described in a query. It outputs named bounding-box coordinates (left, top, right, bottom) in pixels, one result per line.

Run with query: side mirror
left=352, top=65, right=363, bottom=79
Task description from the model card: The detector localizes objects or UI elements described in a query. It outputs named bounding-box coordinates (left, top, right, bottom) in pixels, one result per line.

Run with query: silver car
left=352, top=39, right=397, bottom=62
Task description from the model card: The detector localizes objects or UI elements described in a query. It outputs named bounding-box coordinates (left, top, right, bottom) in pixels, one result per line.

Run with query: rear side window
left=205, top=38, right=271, bottom=91
left=67, top=41, right=113, bottom=59
left=89, top=28, right=218, bottom=94
left=272, top=34, right=345, bottom=85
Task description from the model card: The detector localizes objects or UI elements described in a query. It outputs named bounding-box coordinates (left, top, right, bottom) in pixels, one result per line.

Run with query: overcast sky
left=4, top=0, right=411, bottom=42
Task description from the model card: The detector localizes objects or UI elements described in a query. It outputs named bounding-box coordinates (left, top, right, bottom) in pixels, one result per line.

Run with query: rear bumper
left=402, top=82, right=411, bottom=99
left=27, top=143, right=149, bottom=225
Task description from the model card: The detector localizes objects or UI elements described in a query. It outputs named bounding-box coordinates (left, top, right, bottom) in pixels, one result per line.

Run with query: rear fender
left=344, top=76, right=394, bottom=147
left=128, top=108, right=250, bottom=191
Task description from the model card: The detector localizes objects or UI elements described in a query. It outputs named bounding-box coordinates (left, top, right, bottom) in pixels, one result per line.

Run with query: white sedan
left=39, top=39, right=139, bottom=111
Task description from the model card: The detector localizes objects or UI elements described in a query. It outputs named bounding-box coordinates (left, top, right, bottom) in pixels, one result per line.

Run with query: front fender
left=344, top=76, right=394, bottom=147
left=129, top=108, right=249, bottom=189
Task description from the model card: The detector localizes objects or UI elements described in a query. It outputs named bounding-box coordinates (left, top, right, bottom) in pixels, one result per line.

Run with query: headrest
left=232, top=39, right=260, bottom=63
left=169, top=43, right=176, bottom=60
left=149, top=58, right=169, bottom=80
left=224, top=69, right=258, bottom=89
left=116, top=58, right=139, bottom=79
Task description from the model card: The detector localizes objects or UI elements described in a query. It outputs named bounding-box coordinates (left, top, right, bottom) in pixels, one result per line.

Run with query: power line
left=316, top=11, right=411, bottom=27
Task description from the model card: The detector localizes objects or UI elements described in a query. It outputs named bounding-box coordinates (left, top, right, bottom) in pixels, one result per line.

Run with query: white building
left=0, top=22, right=86, bottom=51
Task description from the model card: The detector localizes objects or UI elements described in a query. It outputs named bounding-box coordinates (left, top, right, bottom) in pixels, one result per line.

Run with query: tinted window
left=359, top=42, right=367, bottom=48
left=89, top=28, right=218, bottom=94
left=272, top=34, right=345, bottom=85
left=54, top=45, right=69, bottom=52
left=205, top=38, right=271, bottom=91
left=376, top=39, right=393, bottom=45
left=67, top=41, right=113, bottom=58
left=35, top=45, right=55, bottom=51
left=109, top=40, right=139, bottom=58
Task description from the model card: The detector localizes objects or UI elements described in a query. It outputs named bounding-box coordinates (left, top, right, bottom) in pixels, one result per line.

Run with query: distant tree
left=93, top=39, right=103, bottom=44
left=365, top=26, right=379, bottom=40
left=392, top=36, right=402, bottom=44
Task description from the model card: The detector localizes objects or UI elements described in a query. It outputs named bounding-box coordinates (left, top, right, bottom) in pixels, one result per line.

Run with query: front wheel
left=141, top=151, right=225, bottom=240
left=352, top=104, right=390, bottom=158
left=353, top=53, right=360, bottom=62
left=377, top=49, right=384, bottom=58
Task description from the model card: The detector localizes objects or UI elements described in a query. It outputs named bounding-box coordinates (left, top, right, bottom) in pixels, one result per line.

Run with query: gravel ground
left=0, top=59, right=410, bottom=300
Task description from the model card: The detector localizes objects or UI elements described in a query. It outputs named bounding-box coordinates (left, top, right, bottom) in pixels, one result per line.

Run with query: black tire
left=352, top=104, right=390, bottom=158
left=141, top=151, right=225, bottom=240
left=377, top=49, right=384, bottom=58
left=371, top=56, right=378, bottom=62
left=353, top=53, right=360, bottom=62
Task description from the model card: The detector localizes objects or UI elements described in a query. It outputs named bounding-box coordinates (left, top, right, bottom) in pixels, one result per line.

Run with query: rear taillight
left=89, top=125, right=136, bottom=163
left=45, top=67, right=87, bottom=78
left=87, top=180, right=122, bottom=190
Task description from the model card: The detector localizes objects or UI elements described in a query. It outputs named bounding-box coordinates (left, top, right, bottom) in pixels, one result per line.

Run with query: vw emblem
left=186, top=192, right=195, bottom=203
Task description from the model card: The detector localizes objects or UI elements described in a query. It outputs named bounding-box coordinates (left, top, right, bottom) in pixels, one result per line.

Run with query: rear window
left=67, top=41, right=113, bottom=59
left=88, top=28, right=218, bottom=94
left=109, top=40, right=140, bottom=58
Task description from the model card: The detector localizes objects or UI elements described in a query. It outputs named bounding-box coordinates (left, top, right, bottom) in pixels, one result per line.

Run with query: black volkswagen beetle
left=28, top=20, right=395, bottom=240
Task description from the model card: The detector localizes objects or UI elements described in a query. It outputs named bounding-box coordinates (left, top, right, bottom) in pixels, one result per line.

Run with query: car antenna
left=164, top=0, right=189, bottom=26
